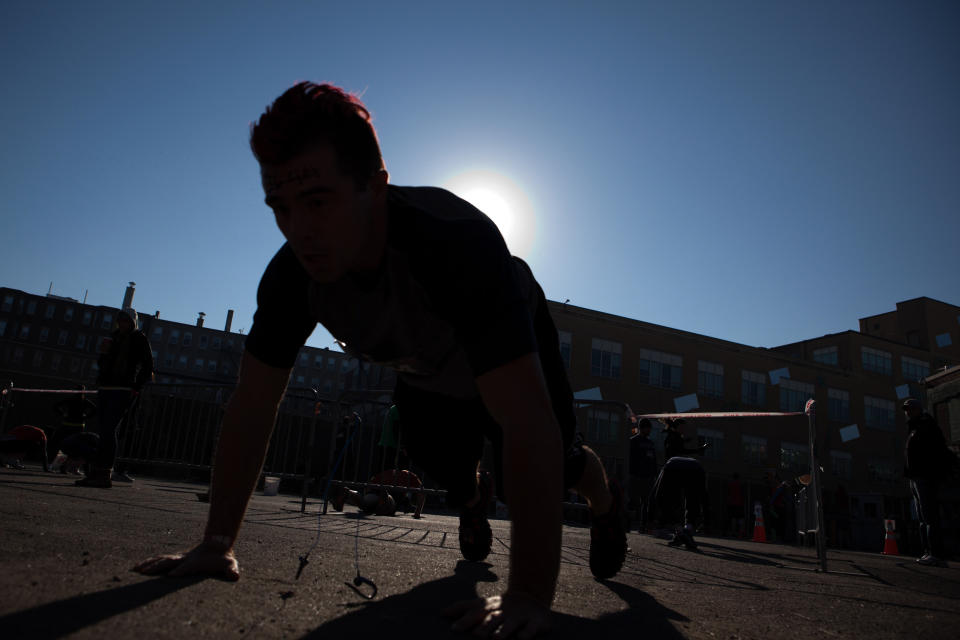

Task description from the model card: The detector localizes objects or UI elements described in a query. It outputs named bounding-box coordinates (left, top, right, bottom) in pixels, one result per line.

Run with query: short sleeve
left=244, top=244, right=317, bottom=368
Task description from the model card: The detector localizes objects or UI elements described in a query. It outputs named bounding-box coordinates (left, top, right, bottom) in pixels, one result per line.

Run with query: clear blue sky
left=3, top=1, right=958, bottom=351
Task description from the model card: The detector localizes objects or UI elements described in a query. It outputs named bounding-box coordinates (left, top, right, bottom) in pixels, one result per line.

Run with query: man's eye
left=309, top=199, right=328, bottom=210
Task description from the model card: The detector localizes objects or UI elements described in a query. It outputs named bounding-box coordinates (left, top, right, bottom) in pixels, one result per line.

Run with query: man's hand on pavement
left=444, top=592, right=551, bottom=639
left=132, top=544, right=240, bottom=581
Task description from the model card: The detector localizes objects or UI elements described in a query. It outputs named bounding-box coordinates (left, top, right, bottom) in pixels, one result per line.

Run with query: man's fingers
left=442, top=596, right=485, bottom=618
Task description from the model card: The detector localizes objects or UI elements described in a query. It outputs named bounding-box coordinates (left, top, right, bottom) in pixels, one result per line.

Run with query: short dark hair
left=250, top=82, right=384, bottom=187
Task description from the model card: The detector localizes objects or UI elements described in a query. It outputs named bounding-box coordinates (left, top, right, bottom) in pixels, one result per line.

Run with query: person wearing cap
left=903, top=398, right=957, bottom=567
left=662, top=417, right=708, bottom=462
left=76, top=307, right=153, bottom=488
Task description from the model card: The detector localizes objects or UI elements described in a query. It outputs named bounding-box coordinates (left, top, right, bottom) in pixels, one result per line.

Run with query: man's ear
left=369, top=169, right=389, bottom=196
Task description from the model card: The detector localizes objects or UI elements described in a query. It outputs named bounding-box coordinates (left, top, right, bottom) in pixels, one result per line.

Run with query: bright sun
left=442, top=169, right=535, bottom=257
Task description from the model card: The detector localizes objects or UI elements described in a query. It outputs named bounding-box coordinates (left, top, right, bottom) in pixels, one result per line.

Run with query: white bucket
left=263, top=476, right=280, bottom=496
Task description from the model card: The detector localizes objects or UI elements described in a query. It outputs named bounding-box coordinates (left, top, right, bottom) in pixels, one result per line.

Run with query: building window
left=178, top=355, right=188, bottom=370
left=586, top=408, right=620, bottom=445
left=935, top=333, right=952, bottom=348
left=295, top=374, right=306, bottom=384
left=76, top=334, right=88, bottom=349
left=901, top=356, right=930, bottom=382
left=327, top=358, right=336, bottom=371
left=827, top=388, right=850, bottom=421
left=861, top=346, right=892, bottom=375
left=812, top=346, right=838, bottom=366
left=697, top=360, right=724, bottom=399
left=558, top=331, right=572, bottom=369
left=314, top=354, right=324, bottom=368
left=300, top=353, right=309, bottom=366
left=637, top=348, right=681, bottom=390
left=163, top=352, right=174, bottom=368
left=193, top=358, right=204, bottom=371
left=70, top=358, right=81, bottom=373
left=323, top=380, right=333, bottom=393
left=2, top=295, right=14, bottom=312
left=32, top=351, right=43, bottom=368
left=697, top=428, right=723, bottom=461
left=182, top=332, right=193, bottom=347
left=830, top=451, right=852, bottom=480
left=64, top=306, right=74, bottom=322
left=212, top=337, right=221, bottom=350
left=867, top=458, right=898, bottom=484
left=742, top=435, right=768, bottom=466
left=198, top=335, right=208, bottom=349
left=101, top=313, right=114, bottom=329
left=45, top=304, right=56, bottom=319
left=0, top=320, right=6, bottom=337
left=152, top=327, right=163, bottom=343
left=39, top=327, right=49, bottom=343
left=11, top=348, right=24, bottom=364
left=206, top=359, right=216, bottom=372
left=741, top=370, right=766, bottom=407
left=81, top=310, right=92, bottom=326
left=779, top=379, right=814, bottom=412
left=50, top=353, right=61, bottom=372
left=58, top=330, right=68, bottom=346
left=591, top=338, right=622, bottom=379
left=168, top=329, right=180, bottom=345
left=26, top=300, right=37, bottom=315
left=864, top=396, right=896, bottom=431
left=19, top=324, right=31, bottom=339
left=780, top=442, right=809, bottom=476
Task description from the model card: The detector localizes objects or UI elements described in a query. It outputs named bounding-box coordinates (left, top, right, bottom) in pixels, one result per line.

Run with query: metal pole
left=806, top=399, right=828, bottom=572
left=301, top=390, right=319, bottom=513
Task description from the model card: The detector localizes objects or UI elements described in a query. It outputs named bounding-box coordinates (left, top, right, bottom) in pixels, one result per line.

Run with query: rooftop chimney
left=197, top=312, right=206, bottom=328
left=122, top=282, right=136, bottom=309
left=225, top=309, right=234, bottom=333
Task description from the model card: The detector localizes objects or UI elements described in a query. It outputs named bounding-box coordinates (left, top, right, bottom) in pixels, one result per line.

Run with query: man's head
left=903, top=398, right=922, bottom=419
left=638, top=418, right=651, bottom=434
left=251, top=83, right=389, bottom=282
left=117, top=308, right=137, bottom=334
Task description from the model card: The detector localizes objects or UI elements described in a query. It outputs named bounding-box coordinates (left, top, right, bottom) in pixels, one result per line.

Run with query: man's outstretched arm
left=446, top=352, right=563, bottom=638
left=134, top=350, right=291, bottom=580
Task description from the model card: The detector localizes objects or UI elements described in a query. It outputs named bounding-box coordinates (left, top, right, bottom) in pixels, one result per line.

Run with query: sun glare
left=442, top=169, right=535, bottom=257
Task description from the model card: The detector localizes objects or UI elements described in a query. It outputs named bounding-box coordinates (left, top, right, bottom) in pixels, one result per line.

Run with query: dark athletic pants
left=654, top=457, right=707, bottom=529
left=394, top=291, right=584, bottom=508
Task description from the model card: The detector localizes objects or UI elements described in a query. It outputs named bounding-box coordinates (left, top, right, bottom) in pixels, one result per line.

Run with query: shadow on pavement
left=301, top=561, right=686, bottom=639
left=0, top=576, right=204, bottom=639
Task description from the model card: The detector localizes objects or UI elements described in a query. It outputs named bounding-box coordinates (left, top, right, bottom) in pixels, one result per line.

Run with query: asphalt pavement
left=1, top=466, right=959, bottom=639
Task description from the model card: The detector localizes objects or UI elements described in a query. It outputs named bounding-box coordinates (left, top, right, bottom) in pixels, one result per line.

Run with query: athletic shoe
left=76, top=468, right=112, bottom=489
left=667, top=530, right=686, bottom=547
left=916, top=554, right=931, bottom=564
left=917, top=555, right=948, bottom=567
left=459, top=471, right=493, bottom=562
left=590, top=478, right=627, bottom=580
left=681, top=524, right=698, bottom=550
left=111, top=471, right=134, bottom=483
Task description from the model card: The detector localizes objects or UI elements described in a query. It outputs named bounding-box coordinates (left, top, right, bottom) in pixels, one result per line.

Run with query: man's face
left=261, top=144, right=385, bottom=283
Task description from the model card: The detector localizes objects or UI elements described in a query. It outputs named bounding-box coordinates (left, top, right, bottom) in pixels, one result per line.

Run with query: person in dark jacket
left=628, top=418, right=658, bottom=531
left=903, top=398, right=956, bottom=567
left=652, top=456, right=707, bottom=550
left=76, top=307, right=153, bottom=488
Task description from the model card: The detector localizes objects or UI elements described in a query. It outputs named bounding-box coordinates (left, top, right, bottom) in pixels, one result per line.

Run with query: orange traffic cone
left=751, top=502, right=768, bottom=543
left=882, top=519, right=899, bottom=555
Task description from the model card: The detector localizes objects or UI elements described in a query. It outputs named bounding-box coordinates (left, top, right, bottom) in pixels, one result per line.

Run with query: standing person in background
left=77, top=308, right=153, bottom=489
left=628, top=418, right=658, bottom=531
left=725, top=472, right=745, bottom=538
left=50, top=385, right=97, bottom=470
left=903, top=398, right=957, bottom=567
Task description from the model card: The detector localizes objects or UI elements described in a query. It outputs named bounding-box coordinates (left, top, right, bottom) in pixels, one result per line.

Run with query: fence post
left=301, top=389, right=320, bottom=513
left=0, top=381, right=12, bottom=434
left=806, top=399, right=828, bottom=572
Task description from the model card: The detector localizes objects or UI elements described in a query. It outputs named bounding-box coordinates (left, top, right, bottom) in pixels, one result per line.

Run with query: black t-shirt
left=245, top=185, right=540, bottom=398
